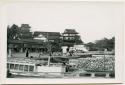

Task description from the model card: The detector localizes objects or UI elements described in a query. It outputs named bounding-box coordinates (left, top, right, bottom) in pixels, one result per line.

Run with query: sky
left=5, top=2, right=124, bottom=43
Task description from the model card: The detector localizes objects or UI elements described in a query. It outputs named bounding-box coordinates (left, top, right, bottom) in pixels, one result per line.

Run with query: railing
left=9, top=71, right=114, bottom=78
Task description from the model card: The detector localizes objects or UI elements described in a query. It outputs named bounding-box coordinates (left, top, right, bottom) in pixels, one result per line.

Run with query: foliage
left=77, top=56, right=115, bottom=72
left=7, top=24, right=33, bottom=40
left=85, top=42, right=97, bottom=51
left=51, top=42, right=62, bottom=52
left=7, top=69, right=12, bottom=77
left=7, top=24, right=21, bottom=40
left=74, top=35, right=83, bottom=44
left=85, top=37, right=115, bottom=51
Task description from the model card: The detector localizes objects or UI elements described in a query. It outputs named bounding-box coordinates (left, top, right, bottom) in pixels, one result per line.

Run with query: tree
left=74, top=35, right=83, bottom=45
left=95, top=37, right=115, bottom=51
left=7, top=24, right=33, bottom=40
left=85, top=37, right=115, bottom=51
left=20, top=24, right=33, bottom=39
left=7, top=24, right=21, bottom=40
left=95, top=38, right=109, bottom=51
left=85, top=42, right=97, bottom=51
left=51, top=42, right=62, bottom=52
left=108, top=37, right=115, bottom=50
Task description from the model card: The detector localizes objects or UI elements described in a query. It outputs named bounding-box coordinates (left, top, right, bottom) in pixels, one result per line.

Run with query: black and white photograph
left=0, top=0, right=124, bottom=84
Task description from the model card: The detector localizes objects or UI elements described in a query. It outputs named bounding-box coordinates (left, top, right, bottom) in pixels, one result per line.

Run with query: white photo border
left=0, top=0, right=124, bottom=84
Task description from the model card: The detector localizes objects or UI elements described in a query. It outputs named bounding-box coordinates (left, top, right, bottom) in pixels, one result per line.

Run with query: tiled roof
left=63, top=29, right=78, bottom=34
left=33, top=31, right=61, bottom=40
left=7, top=39, right=44, bottom=44
left=7, top=57, right=46, bottom=64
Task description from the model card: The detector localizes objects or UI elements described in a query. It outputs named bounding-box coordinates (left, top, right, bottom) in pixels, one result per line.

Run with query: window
left=14, top=64, right=19, bottom=70
left=70, top=34, right=75, bottom=36
left=70, top=37, right=74, bottom=40
left=24, top=65, right=28, bottom=72
left=49, top=40, right=54, bottom=42
left=19, top=65, right=24, bottom=71
left=10, top=64, right=14, bottom=69
left=63, top=34, right=68, bottom=36
left=65, top=37, right=69, bottom=40
left=29, top=66, right=34, bottom=72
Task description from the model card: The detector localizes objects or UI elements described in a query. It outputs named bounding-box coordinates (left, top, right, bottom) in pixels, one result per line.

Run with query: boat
left=7, top=56, right=66, bottom=78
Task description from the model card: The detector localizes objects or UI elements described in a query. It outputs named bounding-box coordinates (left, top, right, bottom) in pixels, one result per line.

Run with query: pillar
left=8, top=48, right=11, bottom=57
left=91, top=73, right=95, bottom=78
left=62, top=46, right=68, bottom=53
left=61, top=46, right=68, bottom=56
left=20, top=48, right=23, bottom=53
left=106, top=73, right=110, bottom=78
left=76, top=73, right=80, bottom=77
left=47, top=56, right=51, bottom=66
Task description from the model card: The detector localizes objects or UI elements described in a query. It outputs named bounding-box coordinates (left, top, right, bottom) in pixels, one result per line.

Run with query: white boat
left=7, top=57, right=66, bottom=77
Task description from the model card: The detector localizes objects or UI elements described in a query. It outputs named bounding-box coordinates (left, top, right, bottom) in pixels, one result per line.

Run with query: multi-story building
left=61, top=29, right=83, bottom=47
left=33, top=31, right=61, bottom=43
left=7, top=31, right=62, bottom=54
left=7, top=26, right=86, bottom=56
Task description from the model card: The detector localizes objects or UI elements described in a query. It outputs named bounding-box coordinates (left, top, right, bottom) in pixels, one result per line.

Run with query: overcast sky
left=5, top=2, right=123, bottom=43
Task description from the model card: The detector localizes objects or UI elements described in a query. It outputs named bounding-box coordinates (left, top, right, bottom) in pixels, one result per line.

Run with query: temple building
left=61, top=29, right=83, bottom=46
left=7, top=25, right=87, bottom=57
left=7, top=31, right=62, bottom=55
left=33, top=31, right=61, bottom=43
left=61, top=29, right=88, bottom=53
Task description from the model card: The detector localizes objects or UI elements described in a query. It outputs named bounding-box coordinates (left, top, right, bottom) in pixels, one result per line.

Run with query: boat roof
left=7, top=57, right=45, bottom=65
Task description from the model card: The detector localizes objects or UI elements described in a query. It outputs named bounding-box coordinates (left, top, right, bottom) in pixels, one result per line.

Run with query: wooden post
left=8, top=49, right=11, bottom=57
left=76, top=73, right=80, bottom=77
left=61, top=46, right=68, bottom=56
left=91, top=73, right=95, bottom=78
left=104, top=49, right=107, bottom=71
left=47, top=40, right=51, bottom=67
left=106, top=73, right=110, bottom=78
left=20, top=48, right=23, bottom=53
left=47, top=56, right=51, bottom=66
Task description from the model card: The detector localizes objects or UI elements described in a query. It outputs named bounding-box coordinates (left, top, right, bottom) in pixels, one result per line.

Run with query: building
left=7, top=31, right=62, bottom=56
left=33, top=31, right=61, bottom=43
left=7, top=39, right=48, bottom=54
left=7, top=26, right=86, bottom=57
left=61, top=29, right=88, bottom=53
left=62, top=29, right=83, bottom=47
